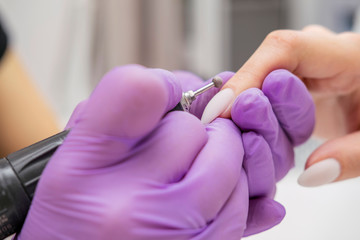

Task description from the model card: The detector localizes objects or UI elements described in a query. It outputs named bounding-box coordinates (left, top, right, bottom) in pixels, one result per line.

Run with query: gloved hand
left=231, top=69, right=315, bottom=235
left=176, top=69, right=315, bottom=236
left=17, top=65, right=249, bottom=240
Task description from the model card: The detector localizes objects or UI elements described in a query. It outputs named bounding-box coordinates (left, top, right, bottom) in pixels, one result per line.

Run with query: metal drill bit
left=193, top=76, right=223, bottom=97
left=178, top=76, right=223, bottom=112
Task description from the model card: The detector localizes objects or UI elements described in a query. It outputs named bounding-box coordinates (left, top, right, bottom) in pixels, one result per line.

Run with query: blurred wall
left=0, top=0, right=95, bottom=125
left=91, top=0, right=185, bottom=84
left=286, top=0, right=360, bottom=31
left=228, top=0, right=284, bottom=71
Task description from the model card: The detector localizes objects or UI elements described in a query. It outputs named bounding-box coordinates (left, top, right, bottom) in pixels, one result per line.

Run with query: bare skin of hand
left=205, top=25, right=360, bottom=184
left=0, top=50, right=59, bottom=156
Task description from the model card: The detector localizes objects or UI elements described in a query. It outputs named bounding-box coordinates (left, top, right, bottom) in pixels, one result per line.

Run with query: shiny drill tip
left=212, top=76, right=223, bottom=88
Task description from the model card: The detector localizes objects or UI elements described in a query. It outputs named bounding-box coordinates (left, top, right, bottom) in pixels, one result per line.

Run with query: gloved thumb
left=59, top=65, right=182, bottom=169
left=298, top=132, right=360, bottom=187
left=75, top=65, right=181, bottom=137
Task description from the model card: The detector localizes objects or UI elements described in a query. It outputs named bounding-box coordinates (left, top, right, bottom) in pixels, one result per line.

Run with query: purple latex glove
left=232, top=69, right=315, bottom=236
left=17, top=65, right=249, bottom=240
left=174, top=69, right=315, bottom=236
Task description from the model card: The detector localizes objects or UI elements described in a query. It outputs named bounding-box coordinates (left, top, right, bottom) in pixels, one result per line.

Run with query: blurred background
left=0, top=0, right=360, bottom=239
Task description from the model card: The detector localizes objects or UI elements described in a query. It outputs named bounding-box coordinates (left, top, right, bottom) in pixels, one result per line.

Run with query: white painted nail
left=298, top=158, right=341, bottom=187
left=201, top=88, right=235, bottom=124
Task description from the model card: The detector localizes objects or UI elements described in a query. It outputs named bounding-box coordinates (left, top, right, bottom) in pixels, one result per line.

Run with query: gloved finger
left=147, top=68, right=183, bottom=111
left=262, top=69, right=315, bottom=146
left=173, top=71, right=235, bottom=119
left=167, top=118, right=244, bottom=222
left=61, top=65, right=182, bottom=169
left=242, top=131, right=275, bottom=198
left=120, top=111, right=208, bottom=183
left=65, top=100, right=88, bottom=129
left=243, top=197, right=285, bottom=237
left=298, top=131, right=360, bottom=187
left=192, top=169, right=249, bottom=240
left=231, top=88, right=294, bottom=181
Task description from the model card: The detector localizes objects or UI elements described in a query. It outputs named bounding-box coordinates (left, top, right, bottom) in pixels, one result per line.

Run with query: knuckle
left=265, top=30, right=300, bottom=52
left=302, top=24, right=329, bottom=33
left=302, top=24, right=322, bottom=31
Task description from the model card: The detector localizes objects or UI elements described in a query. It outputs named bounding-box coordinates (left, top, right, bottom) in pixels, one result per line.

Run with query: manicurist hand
left=201, top=25, right=360, bottom=187
left=17, top=65, right=250, bottom=240
left=178, top=69, right=314, bottom=236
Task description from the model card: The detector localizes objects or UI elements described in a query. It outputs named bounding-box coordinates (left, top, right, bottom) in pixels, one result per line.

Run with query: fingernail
left=298, top=158, right=341, bottom=187
left=201, top=88, right=235, bottom=124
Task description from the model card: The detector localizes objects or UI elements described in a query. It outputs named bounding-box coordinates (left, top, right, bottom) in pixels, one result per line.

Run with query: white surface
left=247, top=138, right=360, bottom=240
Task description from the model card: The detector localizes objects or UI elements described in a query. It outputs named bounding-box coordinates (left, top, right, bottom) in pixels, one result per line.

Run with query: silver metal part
left=211, top=76, right=223, bottom=88
left=179, top=76, right=223, bottom=112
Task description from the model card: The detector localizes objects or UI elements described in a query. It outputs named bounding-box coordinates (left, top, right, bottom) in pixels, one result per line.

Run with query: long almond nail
left=297, top=158, right=341, bottom=187
left=201, top=88, right=235, bottom=124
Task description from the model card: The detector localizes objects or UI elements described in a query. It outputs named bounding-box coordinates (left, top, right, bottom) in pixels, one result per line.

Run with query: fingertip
left=148, top=68, right=183, bottom=110
left=105, top=66, right=182, bottom=113
left=231, top=88, right=270, bottom=127
left=262, top=69, right=315, bottom=145
left=272, top=200, right=286, bottom=222
left=298, top=158, right=341, bottom=187
left=232, top=88, right=266, bottom=109
left=262, top=69, right=305, bottom=99
left=77, top=65, right=174, bottom=138
left=245, top=198, right=285, bottom=237
left=299, top=135, right=358, bottom=186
